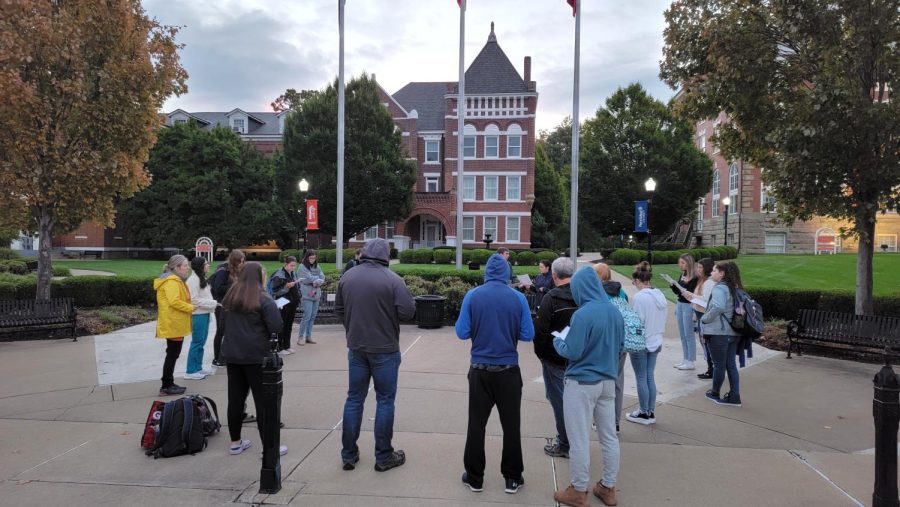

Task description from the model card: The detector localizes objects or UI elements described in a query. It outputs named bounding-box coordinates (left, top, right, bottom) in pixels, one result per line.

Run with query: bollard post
left=259, top=333, right=283, bottom=495
left=873, top=358, right=900, bottom=507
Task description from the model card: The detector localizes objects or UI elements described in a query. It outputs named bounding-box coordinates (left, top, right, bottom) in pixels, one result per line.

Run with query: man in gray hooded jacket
left=335, top=238, right=416, bottom=472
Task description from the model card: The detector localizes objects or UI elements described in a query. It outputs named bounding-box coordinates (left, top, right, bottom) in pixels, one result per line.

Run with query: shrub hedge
left=432, top=249, right=454, bottom=264
left=0, top=259, right=28, bottom=275
left=0, top=275, right=157, bottom=306
left=516, top=251, right=537, bottom=266
left=607, top=246, right=738, bottom=265
left=0, top=248, right=21, bottom=260
left=537, top=251, right=560, bottom=263
left=747, top=287, right=900, bottom=320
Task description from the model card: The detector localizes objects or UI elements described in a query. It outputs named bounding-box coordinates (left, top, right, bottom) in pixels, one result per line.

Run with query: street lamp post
left=644, top=177, right=657, bottom=264
left=722, top=196, right=731, bottom=246
left=298, top=178, right=309, bottom=252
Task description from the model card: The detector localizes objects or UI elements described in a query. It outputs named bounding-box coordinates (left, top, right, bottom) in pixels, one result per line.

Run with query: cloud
left=147, top=0, right=677, bottom=130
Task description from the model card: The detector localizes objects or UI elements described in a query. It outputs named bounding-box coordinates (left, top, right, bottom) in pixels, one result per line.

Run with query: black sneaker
left=543, top=443, right=569, bottom=458
left=461, top=472, right=483, bottom=492
left=697, top=371, right=713, bottom=380
left=342, top=456, right=359, bottom=471
left=374, top=450, right=405, bottom=472
left=159, top=384, right=186, bottom=396
left=212, top=359, right=223, bottom=367
left=504, top=476, right=524, bottom=494
left=705, top=389, right=721, bottom=403
left=720, top=392, right=742, bottom=407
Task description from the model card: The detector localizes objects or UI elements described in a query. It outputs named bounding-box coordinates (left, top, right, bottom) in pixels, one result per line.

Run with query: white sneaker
left=676, top=361, right=696, bottom=370
left=673, top=362, right=686, bottom=369
left=183, top=372, right=207, bottom=380
left=625, top=410, right=655, bottom=425
left=286, top=348, right=296, bottom=354
left=200, top=368, right=214, bottom=376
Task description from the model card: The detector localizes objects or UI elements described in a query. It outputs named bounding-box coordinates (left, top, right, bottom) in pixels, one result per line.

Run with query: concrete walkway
left=0, top=271, right=883, bottom=505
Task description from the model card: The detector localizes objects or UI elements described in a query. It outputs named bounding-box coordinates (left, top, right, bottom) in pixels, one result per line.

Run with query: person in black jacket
left=532, top=257, right=577, bottom=459
left=220, top=261, right=284, bottom=456
left=342, top=248, right=362, bottom=274
left=209, top=249, right=245, bottom=366
left=269, top=256, right=300, bottom=354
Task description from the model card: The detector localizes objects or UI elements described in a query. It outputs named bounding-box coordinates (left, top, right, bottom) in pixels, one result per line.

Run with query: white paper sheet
left=275, top=297, right=290, bottom=309
left=517, top=274, right=532, bottom=286
left=551, top=325, right=570, bottom=341
left=690, top=297, right=707, bottom=308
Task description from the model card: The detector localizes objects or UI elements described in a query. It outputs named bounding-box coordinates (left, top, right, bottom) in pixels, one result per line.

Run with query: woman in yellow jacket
left=154, top=254, right=194, bottom=396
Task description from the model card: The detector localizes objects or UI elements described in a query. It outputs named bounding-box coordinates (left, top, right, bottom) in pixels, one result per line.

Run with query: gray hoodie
left=335, top=239, right=416, bottom=353
left=631, top=288, right=669, bottom=352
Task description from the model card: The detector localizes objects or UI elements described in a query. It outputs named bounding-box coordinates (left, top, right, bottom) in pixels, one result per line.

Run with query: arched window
left=484, top=124, right=500, bottom=158
left=506, top=123, right=523, bottom=158
left=463, top=124, right=476, bottom=158
left=729, top=162, right=739, bottom=214
left=712, top=170, right=721, bottom=217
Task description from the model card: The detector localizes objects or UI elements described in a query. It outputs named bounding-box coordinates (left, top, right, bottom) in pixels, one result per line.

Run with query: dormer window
left=174, top=119, right=187, bottom=125
left=232, top=118, right=245, bottom=134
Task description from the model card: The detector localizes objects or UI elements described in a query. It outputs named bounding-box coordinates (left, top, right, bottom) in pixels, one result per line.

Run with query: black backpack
left=189, top=395, right=221, bottom=437
left=146, top=397, right=207, bottom=458
left=728, top=288, right=765, bottom=340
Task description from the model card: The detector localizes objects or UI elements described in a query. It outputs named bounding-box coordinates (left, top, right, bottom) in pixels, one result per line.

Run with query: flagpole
left=336, top=0, right=346, bottom=270
left=455, top=0, right=466, bottom=270
left=569, top=0, right=580, bottom=263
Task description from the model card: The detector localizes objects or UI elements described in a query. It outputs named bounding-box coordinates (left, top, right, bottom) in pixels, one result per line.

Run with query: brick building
left=691, top=112, right=900, bottom=254
left=351, top=24, right=537, bottom=250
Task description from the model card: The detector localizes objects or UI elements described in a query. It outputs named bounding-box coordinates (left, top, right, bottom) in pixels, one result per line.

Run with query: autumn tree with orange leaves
left=0, top=0, right=187, bottom=299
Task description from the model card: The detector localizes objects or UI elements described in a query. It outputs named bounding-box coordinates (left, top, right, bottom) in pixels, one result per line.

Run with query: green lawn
left=610, top=253, right=900, bottom=297
left=54, top=259, right=540, bottom=278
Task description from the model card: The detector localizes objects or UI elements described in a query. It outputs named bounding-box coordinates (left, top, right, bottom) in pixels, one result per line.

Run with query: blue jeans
left=629, top=349, right=659, bottom=414
left=675, top=302, right=697, bottom=362
left=298, top=298, right=320, bottom=340
left=341, top=350, right=401, bottom=464
left=708, top=335, right=740, bottom=398
left=541, top=361, right=568, bottom=450
left=186, top=313, right=210, bottom=374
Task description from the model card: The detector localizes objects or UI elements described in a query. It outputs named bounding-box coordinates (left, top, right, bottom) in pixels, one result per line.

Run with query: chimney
left=523, top=56, right=531, bottom=83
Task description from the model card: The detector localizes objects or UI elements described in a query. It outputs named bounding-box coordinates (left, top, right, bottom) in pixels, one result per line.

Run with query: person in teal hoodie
left=455, top=253, right=534, bottom=495
left=552, top=266, right=624, bottom=507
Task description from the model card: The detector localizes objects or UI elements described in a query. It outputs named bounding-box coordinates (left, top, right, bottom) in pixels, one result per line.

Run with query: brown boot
left=554, top=484, right=588, bottom=507
left=593, top=480, right=618, bottom=506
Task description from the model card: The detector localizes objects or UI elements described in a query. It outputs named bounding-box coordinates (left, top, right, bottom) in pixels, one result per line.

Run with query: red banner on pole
left=306, top=200, right=319, bottom=231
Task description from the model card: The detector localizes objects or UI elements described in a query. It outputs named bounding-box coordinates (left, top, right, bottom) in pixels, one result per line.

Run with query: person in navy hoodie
left=456, top=253, right=535, bottom=495
left=553, top=266, right=624, bottom=507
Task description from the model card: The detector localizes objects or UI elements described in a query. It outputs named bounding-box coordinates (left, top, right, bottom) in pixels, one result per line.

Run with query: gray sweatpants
left=614, top=352, right=626, bottom=424
left=563, top=378, right=620, bottom=491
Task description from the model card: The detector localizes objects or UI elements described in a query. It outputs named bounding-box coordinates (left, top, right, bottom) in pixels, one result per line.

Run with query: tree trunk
left=36, top=206, right=54, bottom=301
left=855, top=211, right=876, bottom=316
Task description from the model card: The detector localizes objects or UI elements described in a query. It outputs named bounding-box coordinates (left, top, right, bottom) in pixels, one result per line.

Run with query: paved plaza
left=0, top=272, right=884, bottom=506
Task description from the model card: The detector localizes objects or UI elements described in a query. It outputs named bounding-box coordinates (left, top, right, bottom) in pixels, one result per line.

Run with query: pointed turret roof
left=463, top=22, right=528, bottom=94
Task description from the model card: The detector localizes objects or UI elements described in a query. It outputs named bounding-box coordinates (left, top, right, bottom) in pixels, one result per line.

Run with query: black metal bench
left=786, top=309, right=900, bottom=359
left=0, top=298, right=78, bottom=341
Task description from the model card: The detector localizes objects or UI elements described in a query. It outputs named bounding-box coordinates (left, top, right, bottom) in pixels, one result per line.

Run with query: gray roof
left=170, top=111, right=283, bottom=136
left=391, top=26, right=528, bottom=131
left=392, top=82, right=453, bottom=131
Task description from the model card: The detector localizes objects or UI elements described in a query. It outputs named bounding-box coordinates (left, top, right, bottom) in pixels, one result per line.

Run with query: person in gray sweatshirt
left=625, top=262, right=669, bottom=425
left=335, top=239, right=416, bottom=472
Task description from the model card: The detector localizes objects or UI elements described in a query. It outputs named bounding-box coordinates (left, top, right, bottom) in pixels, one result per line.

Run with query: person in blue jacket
left=552, top=266, right=624, bottom=507
left=455, top=254, right=535, bottom=495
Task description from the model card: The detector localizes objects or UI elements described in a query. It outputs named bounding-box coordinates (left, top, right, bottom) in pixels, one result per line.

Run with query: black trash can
left=415, top=295, right=446, bottom=329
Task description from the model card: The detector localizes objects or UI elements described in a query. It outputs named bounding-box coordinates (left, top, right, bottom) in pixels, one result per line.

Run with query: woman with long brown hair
left=668, top=253, right=699, bottom=370
left=154, top=254, right=193, bottom=396
left=210, top=249, right=245, bottom=366
left=220, top=261, right=286, bottom=455
left=700, top=261, right=744, bottom=407
left=297, top=249, right=325, bottom=345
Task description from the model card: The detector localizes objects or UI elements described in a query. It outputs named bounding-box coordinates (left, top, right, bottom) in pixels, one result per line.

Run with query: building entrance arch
left=814, top=228, right=839, bottom=255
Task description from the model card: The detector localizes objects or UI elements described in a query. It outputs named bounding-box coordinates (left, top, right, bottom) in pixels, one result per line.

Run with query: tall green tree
left=532, top=142, right=568, bottom=248
left=580, top=83, right=712, bottom=239
left=0, top=0, right=186, bottom=299
left=660, top=0, right=899, bottom=315
left=281, top=74, right=417, bottom=241
left=271, top=88, right=319, bottom=113
left=541, top=117, right=573, bottom=176
left=117, top=124, right=281, bottom=249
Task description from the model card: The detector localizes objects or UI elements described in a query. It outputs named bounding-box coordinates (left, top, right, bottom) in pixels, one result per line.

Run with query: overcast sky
left=146, top=0, right=677, bottom=134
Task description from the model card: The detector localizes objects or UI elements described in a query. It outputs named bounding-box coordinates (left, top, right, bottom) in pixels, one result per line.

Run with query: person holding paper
left=184, top=256, right=218, bottom=380
left=270, top=255, right=300, bottom=354
left=679, top=258, right=716, bottom=379
left=668, top=254, right=699, bottom=370
left=552, top=266, right=624, bottom=507
left=531, top=260, right=555, bottom=307
left=297, top=250, right=325, bottom=345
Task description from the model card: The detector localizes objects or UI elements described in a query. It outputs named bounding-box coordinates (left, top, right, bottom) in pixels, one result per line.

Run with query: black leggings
left=227, top=363, right=265, bottom=442
left=213, top=306, right=224, bottom=362
left=279, top=302, right=298, bottom=351
left=161, top=338, right=184, bottom=388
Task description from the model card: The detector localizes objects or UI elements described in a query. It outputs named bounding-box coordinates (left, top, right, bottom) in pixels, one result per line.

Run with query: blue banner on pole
left=634, top=200, right=648, bottom=233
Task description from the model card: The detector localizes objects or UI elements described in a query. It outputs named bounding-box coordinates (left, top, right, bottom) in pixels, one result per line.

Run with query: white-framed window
left=877, top=234, right=898, bottom=252
left=483, top=216, right=497, bottom=241
left=463, top=124, right=476, bottom=158
left=463, top=175, right=476, bottom=200
left=506, top=217, right=520, bottom=242
left=729, top=162, right=739, bottom=214
left=484, top=124, right=500, bottom=158
left=174, top=118, right=187, bottom=125
left=425, top=176, right=439, bottom=192
left=712, top=121, right=721, bottom=154
left=484, top=176, right=499, bottom=200
left=507, top=124, right=522, bottom=158
left=425, top=140, right=439, bottom=163
left=696, top=199, right=705, bottom=232
left=506, top=176, right=521, bottom=200
left=761, top=185, right=777, bottom=213
left=231, top=118, right=245, bottom=133
left=711, top=170, right=720, bottom=217
left=462, top=216, right=475, bottom=241
left=364, top=226, right=378, bottom=240
left=697, top=129, right=706, bottom=150
left=385, top=220, right=395, bottom=239
left=765, top=232, right=786, bottom=254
